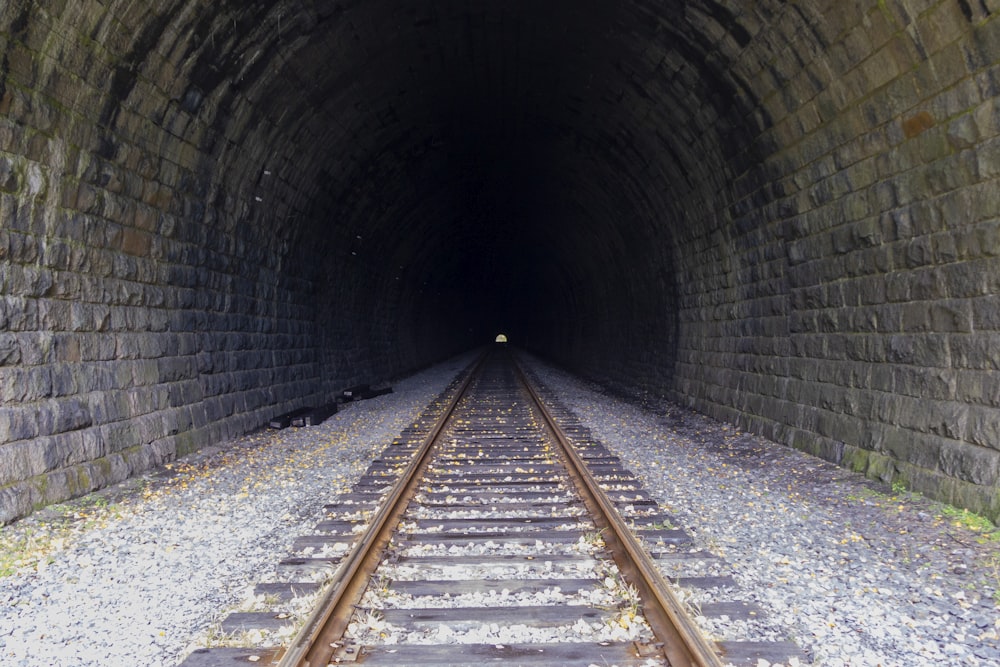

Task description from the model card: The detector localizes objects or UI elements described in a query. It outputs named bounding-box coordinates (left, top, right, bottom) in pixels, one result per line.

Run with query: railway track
left=182, top=349, right=805, bottom=666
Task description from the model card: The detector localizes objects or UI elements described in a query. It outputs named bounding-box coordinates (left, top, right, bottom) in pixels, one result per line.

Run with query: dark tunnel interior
left=247, top=0, right=724, bottom=386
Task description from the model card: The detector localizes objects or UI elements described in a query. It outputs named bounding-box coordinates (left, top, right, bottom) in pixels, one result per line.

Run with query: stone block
left=0, top=482, right=34, bottom=525
left=114, top=334, right=141, bottom=360
left=947, top=114, right=979, bottom=151
left=965, top=405, right=1000, bottom=451
left=162, top=407, right=194, bottom=436
left=971, top=284, right=1000, bottom=325
left=136, top=334, right=165, bottom=359
left=901, top=303, right=930, bottom=332
left=88, top=391, right=126, bottom=426
left=886, top=333, right=950, bottom=367
left=0, top=333, right=20, bottom=365
left=6, top=365, right=52, bottom=403
left=968, top=221, right=1000, bottom=258
left=973, top=94, right=1000, bottom=137
left=976, top=135, right=1000, bottom=179
left=17, top=331, right=55, bottom=367
left=7, top=265, right=51, bottom=298
left=938, top=440, right=1000, bottom=486
left=898, top=236, right=934, bottom=269
left=39, top=299, right=71, bottom=330
left=880, top=427, right=941, bottom=472
left=100, top=422, right=139, bottom=454
left=41, top=432, right=80, bottom=471
left=941, top=261, right=988, bottom=298
left=0, top=404, right=41, bottom=442
left=932, top=400, right=968, bottom=440
left=969, top=15, right=1000, bottom=69
left=840, top=445, right=873, bottom=475
left=122, top=441, right=160, bottom=474
left=7, top=230, right=39, bottom=266
left=168, top=380, right=203, bottom=407
left=0, top=439, right=45, bottom=485
left=0, top=155, right=18, bottom=192
left=131, top=413, right=162, bottom=444
left=956, top=368, right=1000, bottom=405
left=860, top=421, right=888, bottom=451
left=53, top=397, right=92, bottom=433
left=49, top=363, right=80, bottom=397
left=917, top=2, right=970, bottom=54
left=106, top=361, right=133, bottom=391
left=931, top=301, right=972, bottom=332
left=38, top=468, right=75, bottom=505
left=949, top=332, right=1000, bottom=371
left=156, top=357, right=194, bottom=383
left=864, top=450, right=897, bottom=484
left=78, top=429, right=107, bottom=463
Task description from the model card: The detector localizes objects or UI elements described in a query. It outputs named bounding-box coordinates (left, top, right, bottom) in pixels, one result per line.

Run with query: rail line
left=182, top=348, right=804, bottom=666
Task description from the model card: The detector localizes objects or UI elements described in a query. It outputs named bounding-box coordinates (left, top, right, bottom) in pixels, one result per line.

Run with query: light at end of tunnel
left=495, top=334, right=509, bottom=343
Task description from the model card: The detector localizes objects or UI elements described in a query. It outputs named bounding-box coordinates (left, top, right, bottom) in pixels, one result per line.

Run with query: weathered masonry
left=1, top=1, right=999, bottom=523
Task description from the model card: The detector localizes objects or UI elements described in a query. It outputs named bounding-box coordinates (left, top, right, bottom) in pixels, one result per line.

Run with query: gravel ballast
left=523, top=356, right=1000, bottom=667
left=2, top=350, right=999, bottom=666
left=0, top=354, right=475, bottom=666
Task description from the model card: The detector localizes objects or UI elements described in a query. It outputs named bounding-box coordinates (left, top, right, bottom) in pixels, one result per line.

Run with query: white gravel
left=522, top=355, right=1000, bottom=667
left=0, top=353, right=475, bottom=666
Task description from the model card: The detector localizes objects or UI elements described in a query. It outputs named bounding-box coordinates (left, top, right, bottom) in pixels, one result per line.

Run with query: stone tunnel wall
left=0, top=0, right=424, bottom=523
left=663, top=1, right=1000, bottom=519
left=1, top=0, right=1000, bottom=525
left=527, top=1, right=1000, bottom=521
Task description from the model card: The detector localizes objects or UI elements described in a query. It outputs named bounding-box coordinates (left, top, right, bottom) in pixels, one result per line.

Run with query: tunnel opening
left=1, top=1, right=999, bottom=522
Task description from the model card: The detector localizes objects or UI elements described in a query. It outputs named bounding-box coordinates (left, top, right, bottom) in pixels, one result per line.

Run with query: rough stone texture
left=1, top=0, right=999, bottom=523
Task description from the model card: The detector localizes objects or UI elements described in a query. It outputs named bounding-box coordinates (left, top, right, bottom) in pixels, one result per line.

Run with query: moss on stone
left=77, top=466, right=93, bottom=493
left=841, top=446, right=870, bottom=475
left=174, top=431, right=199, bottom=458
left=864, top=452, right=897, bottom=484
left=30, top=474, right=48, bottom=511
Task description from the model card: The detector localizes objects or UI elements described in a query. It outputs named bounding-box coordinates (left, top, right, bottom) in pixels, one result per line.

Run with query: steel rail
left=279, top=348, right=722, bottom=666
left=277, top=354, right=486, bottom=667
left=513, top=358, right=726, bottom=667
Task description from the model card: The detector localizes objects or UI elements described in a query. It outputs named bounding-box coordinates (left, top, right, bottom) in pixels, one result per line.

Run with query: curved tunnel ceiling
left=134, top=0, right=769, bottom=346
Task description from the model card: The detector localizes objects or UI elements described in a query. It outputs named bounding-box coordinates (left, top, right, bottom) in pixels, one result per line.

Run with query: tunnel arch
left=2, top=0, right=1000, bottom=522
